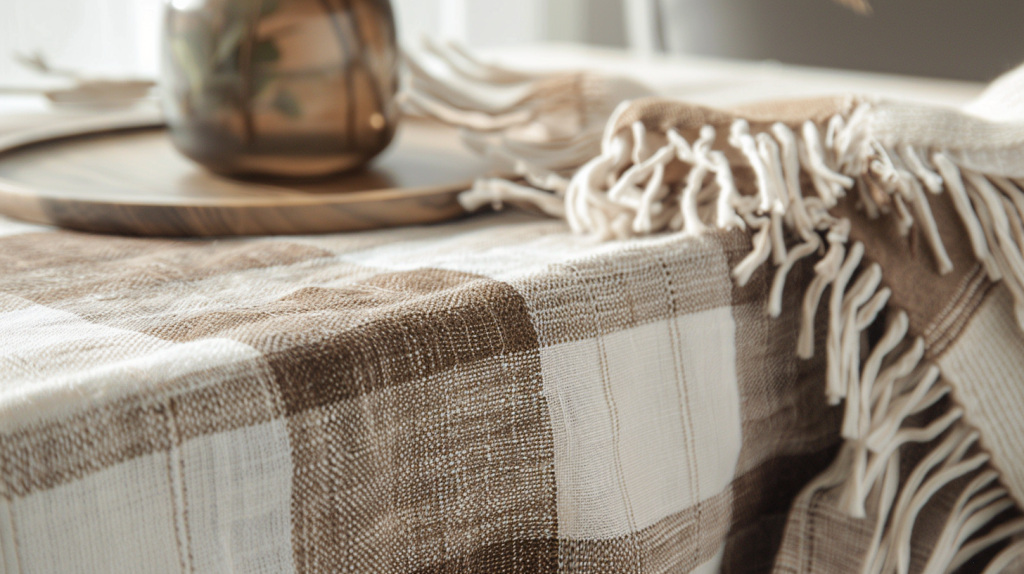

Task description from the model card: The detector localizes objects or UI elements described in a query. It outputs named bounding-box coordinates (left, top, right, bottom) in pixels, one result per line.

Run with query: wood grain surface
left=0, top=109, right=496, bottom=236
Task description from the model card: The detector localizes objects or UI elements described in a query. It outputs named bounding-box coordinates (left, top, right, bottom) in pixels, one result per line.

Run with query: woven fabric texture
left=9, top=48, right=1024, bottom=572
left=401, top=44, right=1024, bottom=573
left=0, top=211, right=840, bottom=573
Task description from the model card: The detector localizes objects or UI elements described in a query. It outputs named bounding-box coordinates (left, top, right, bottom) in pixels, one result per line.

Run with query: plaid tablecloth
left=0, top=207, right=842, bottom=573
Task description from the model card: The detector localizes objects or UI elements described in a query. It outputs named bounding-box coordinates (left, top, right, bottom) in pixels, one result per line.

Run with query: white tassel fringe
left=405, top=51, right=1024, bottom=574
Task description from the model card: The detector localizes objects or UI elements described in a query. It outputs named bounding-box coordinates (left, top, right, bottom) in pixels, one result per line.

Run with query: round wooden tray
left=0, top=109, right=496, bottom=236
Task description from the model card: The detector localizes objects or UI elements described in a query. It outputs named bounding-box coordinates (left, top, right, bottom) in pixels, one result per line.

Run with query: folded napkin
left=407, top=44, right=1024, bottom=574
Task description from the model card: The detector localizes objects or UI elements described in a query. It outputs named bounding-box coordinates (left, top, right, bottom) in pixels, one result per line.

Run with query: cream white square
left=541, top=307, right=741, bottom=540
left=181, top=419, right=296, bottom=574
left=10, top=451, right=182, bottom=574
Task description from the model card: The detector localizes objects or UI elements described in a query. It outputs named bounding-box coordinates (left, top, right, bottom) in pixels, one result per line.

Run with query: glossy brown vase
left=161, top=0, right=399, bottom=177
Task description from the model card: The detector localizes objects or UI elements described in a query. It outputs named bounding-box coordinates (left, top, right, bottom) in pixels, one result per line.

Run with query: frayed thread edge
left=455, top=99, right=1024, bottom=574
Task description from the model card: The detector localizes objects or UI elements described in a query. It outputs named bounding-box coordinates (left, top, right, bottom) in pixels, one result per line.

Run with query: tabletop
left=0, top=45, right=991, bottom=574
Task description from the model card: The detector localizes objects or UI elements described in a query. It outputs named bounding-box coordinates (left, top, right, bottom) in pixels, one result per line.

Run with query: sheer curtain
left=0, top=0, right=632, bottom=89
left=0, top=0, right=163, bottom=87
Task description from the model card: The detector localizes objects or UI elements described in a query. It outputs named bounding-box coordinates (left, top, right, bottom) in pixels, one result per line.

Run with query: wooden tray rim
left=0, top=109, right=476, bottom=208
